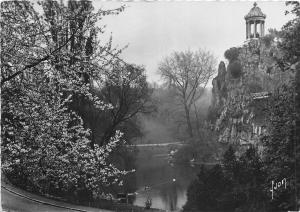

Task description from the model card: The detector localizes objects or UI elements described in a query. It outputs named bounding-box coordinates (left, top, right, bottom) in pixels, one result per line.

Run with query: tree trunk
left=184, top=104, right=193, bottom=138
left=101, top=120, right=118, bottom=145
left=193, top=103, right=201, bottom=137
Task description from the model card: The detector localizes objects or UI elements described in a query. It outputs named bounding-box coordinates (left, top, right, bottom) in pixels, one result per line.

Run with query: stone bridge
left=126, top=142, right=185, bottom=158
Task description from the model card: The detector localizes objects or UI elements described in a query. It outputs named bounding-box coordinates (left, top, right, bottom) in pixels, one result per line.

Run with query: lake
left=127, top=153, right=201, bottom=212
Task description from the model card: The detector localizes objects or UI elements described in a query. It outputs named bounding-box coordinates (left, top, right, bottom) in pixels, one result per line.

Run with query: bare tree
left=158, top=49, right=217, bottom=138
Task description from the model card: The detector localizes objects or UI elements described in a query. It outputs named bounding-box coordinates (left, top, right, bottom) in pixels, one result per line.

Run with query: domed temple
left=245, top=2, right=266, bottom=39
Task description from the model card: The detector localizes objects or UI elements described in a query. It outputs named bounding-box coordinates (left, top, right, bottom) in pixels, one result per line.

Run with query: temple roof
left=245, top=2, right=266, bottom=20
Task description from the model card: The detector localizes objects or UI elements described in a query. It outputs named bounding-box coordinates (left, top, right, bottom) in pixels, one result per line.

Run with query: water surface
left=130, top=155, right=200, bottom=211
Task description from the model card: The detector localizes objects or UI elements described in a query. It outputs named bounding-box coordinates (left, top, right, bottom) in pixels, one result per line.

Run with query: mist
left=133, top=87, right=213, bottom=145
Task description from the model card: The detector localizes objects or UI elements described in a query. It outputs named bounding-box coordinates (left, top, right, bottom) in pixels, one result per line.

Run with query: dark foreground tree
left=183, top=165, right=231, bottom=212
left=262, top=84, right=299, bottom=211
left=266, top=2, right=300, bottom=210
left=183, top=146, right=266, bottom=212
left=97, top=63, right=154, bottom=144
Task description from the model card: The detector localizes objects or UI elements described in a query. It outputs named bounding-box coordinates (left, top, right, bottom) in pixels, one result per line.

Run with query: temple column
left=246, top=22, right=247, bottom=39
left=254, top=21, right=257, bottom=38
left=249, top=22, right=252, bottom=38
left=246, top=21, right=249, bottom=39
left=259, top=22, right=261, bottom=37
left=262, top=22, right=265, bottom=36
left=258, top=20, right=261, bottom=37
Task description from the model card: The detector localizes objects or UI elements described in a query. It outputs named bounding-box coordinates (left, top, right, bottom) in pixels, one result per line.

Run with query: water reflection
left=125, top=156, right=199, bottom=211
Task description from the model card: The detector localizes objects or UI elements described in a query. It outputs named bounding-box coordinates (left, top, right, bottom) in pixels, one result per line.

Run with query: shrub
left=228, top=61, right=242, bottom=78
left=224, top=47, right=240, bottom=62
left=248, top=79, right=263, bottom=93
left=261, top=34, right=274, bottom=48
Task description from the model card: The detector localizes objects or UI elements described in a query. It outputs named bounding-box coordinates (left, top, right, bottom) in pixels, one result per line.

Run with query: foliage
left=69, top=62, right=154, bottom=147
left=1, top=0, right=129, bottom=201
left=183, top=146, right=266, bottom=212
left=224, top=47, right=240, bottom=63
left=222, top=145, right=239, bottom=180
left=228, top=60, right=243, bottom=79
left=279, top=1, right=300, bottom=65
left=98, top=63, right=154, bottom=144
left=224, top=47, right=242, bottom=79
left=268, top=2, right=300, bottom=209
left=261, top=29, right=280, bottom=48
left=261, top=84, right=299, bottom=211
left=261, top=35, right=274, bottom=49
left=68, top=62, right=153, bottom=187
left=183, top=165, right=231, bottom=212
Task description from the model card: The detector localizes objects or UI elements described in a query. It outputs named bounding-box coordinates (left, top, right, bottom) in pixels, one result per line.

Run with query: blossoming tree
left=1, top=0, right=129, bottom=200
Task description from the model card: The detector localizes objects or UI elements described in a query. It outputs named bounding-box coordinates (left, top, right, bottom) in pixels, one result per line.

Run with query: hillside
left=209, top=38, right=294, bottom=154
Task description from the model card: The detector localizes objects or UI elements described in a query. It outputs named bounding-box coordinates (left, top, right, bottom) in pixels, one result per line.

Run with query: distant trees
left=158, top=50, right=217, bottom=138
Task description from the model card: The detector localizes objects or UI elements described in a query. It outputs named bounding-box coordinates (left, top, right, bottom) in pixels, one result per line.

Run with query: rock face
left=210, top=39, right=293, bottom=154
left=211, top=61, right=227, bottom=108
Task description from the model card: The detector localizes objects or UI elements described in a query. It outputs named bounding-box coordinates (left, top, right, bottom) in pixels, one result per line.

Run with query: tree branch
left=1, top=28, right=78, bottom=87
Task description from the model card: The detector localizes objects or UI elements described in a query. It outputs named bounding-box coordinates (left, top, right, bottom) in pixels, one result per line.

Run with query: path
left=1, top=180, right=111, bottom=212
left=127, top=142, right=185, bottom=147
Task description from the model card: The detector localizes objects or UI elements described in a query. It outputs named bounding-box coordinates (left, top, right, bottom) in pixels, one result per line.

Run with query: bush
left=224, top=47, right=240, bottom=62
left=261, top=34, right=274, bottom=48
left=183, top=146, right=267, bottom=212
left=248, top=79, right=263, bottom=93
left=228, top=61, right=242, bottom=78
left=183, top=165, right=231, bottom=211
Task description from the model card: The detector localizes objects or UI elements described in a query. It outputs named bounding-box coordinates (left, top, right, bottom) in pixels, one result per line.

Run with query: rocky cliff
left=209, top=38, right=293, bottom=153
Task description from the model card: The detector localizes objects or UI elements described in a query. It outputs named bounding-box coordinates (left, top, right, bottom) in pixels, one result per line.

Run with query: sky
left=94, top=1, right=293, bottom=86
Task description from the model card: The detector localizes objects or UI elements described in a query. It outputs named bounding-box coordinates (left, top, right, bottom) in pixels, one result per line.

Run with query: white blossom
left=1, top=0, right=128, bottom=199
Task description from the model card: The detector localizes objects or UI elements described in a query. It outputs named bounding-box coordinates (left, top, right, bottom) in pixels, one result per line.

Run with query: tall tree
left=271, top=2, right=300, bottom=209
left=74, top=63, right=154, bottom=146
left=262, top=84, right=298, bottom=211
left=158, top=50, right=217, bottom=138
left=99, top=63, right=154, bottom=144
left=1, top=0, right=128, bottom=202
